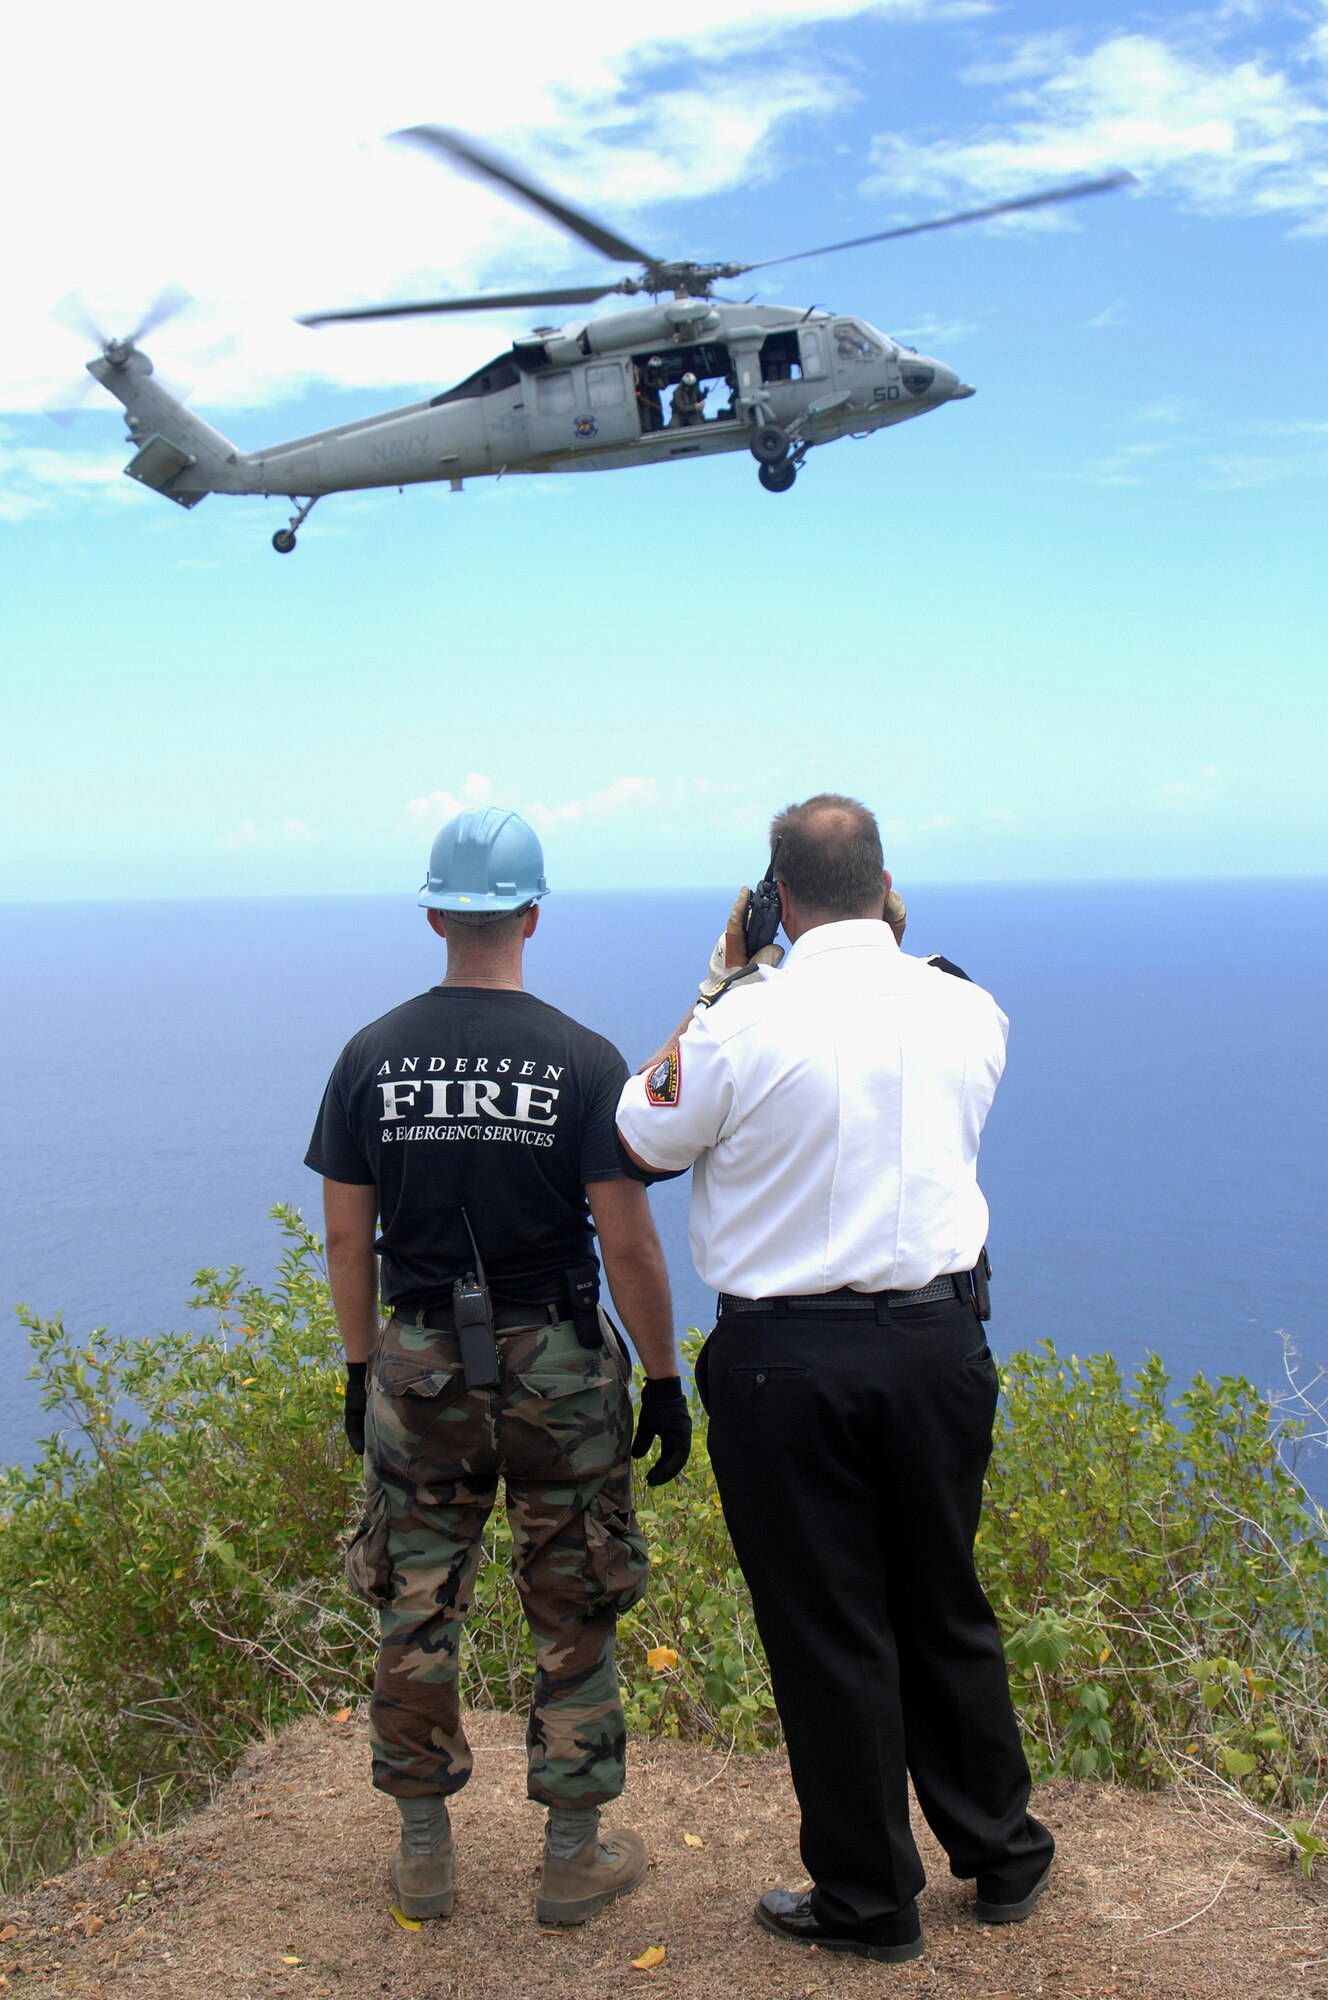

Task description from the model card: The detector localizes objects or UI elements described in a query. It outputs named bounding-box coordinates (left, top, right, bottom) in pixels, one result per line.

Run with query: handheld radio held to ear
left=453, top=1208, right=501, bottom=1389
left=742, top=835, right=783, bottom=959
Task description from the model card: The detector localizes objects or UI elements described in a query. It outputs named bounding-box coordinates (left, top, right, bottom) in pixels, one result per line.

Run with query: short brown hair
left=769, top=793, right=884, bottom=920
left=441, top=903, right=532, bottom=934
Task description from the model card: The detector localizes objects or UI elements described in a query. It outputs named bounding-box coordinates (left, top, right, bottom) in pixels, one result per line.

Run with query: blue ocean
left=2, top=883, right=1324, bottom=1497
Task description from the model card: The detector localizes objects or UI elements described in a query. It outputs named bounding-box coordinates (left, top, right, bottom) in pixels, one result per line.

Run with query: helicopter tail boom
left=88, top=347, right=243, bottom=507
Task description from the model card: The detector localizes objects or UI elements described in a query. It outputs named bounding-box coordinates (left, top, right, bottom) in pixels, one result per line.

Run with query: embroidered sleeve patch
left=644, top=1047, right=681, bottom=1107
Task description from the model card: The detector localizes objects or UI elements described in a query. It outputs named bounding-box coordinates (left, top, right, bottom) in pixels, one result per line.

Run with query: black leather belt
left=718, top=1275, right=964, bottom=1315
left=392, top=1298, right=573, bottom=1334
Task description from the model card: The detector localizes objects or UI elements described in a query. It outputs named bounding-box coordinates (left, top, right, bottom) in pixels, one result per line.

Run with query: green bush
left=982, top=1345, right=1328, bottom=1878
left=1, top=1214, right=1324, bottom=1894
left=0, top=1210, right=365, bottom=1892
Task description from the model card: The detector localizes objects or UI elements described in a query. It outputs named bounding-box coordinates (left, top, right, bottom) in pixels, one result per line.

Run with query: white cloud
left=864, top=25, right=1328, bottom=231
left=1198, top=448, right=1328, bottom=488
left=406, top=773, right=497, bottom=824
left=1081, top=298, right=1128, bottom=329
left=219, top=818, right=314, bottom=849
left=1150, top=765, right=1224, bottom=811
left=1244, top=417, right=1328, bottom=438
left=1068, top=437, right=1178, bottom=486
left=525, top=776, right=663, bottom=829
left=1067, top=403, right=1328, bottom=489
left=4, top=1, right=965, bottom=420
left=403, top=769, right=757, bottom=838
left=0, top=433, right=135, bottom=523
left=881, top=810, right=959, bottom=841
left=1133, top=400, right=1196, bottom=426
left=890, top=311, right=985, bottom=348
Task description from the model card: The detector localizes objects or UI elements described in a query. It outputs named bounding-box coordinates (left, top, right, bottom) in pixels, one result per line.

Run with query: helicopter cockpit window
left=429, top=353, right=522, bottom=407
left=834, top=321, right=885, bottom=364
left=585, top=363, right=625, bottom=408
left=535, top=371, right=576, bottom=416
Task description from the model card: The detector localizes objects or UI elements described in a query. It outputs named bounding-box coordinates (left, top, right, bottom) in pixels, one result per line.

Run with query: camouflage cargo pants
left=349, top=1310, right=649, bottom=1808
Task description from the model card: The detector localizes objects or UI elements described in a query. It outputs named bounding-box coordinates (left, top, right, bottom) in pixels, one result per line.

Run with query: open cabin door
left=632, top=344, right=739, bottom=438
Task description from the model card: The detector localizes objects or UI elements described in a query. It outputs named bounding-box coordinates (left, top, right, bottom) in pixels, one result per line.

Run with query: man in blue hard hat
left=306, top=807, right=689, bottom=1928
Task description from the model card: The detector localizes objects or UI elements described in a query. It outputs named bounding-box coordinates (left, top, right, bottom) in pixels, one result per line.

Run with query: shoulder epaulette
left=925, top=954, right=972, bottom=983
left=697, top=961, right=765, bottom=1008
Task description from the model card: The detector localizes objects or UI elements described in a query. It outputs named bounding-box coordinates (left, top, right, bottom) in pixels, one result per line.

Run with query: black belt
left=392, top=1298, right=573, bottom=1334
left=718, top=1275, right=964, bottom=1315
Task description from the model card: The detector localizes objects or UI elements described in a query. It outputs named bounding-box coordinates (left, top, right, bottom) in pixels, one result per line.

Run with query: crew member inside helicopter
left=669, top=372, right=708, bottom=428
left=635, top=356, right=667, bottom=433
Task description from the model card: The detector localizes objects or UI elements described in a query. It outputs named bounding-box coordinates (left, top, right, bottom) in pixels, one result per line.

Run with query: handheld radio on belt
left=565, top=1261, right=604, bottom=1351
left=453, top=1208, right=501, bottom=1389
left=968, top=1247, right=992, bottom=1322
left=742, top=835, right=783, bottom=958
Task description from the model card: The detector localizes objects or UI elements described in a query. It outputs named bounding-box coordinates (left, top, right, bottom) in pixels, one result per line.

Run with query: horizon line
left=2, top=872, right=1327, bottom=913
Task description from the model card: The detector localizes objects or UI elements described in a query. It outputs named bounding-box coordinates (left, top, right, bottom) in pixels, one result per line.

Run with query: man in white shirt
left=616, top=793, right=1054, bottom=1967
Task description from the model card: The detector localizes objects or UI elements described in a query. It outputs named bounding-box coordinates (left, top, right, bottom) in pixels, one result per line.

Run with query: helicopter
left=69, top=128, right=1132, bottom=553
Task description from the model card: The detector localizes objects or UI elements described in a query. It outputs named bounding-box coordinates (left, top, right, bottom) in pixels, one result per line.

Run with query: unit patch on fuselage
left=644, top=1048, right=681, bottom=1107
left=573, top=415, right=598, bottom=438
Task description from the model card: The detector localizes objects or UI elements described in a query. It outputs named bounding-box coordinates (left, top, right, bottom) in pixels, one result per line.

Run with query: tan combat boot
left=390, top=1836, right=455, bottom=1920
left=536, top=1827, right=648, bottom=1926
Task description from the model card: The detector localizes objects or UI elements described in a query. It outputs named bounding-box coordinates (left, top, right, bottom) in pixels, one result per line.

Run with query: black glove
left=631, top=1376, right=692, bottom=1486
left=344, top=1362, right=367, bottom=1455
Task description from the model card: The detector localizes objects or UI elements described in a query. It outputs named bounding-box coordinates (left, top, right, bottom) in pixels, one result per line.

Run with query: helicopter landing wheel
left=750, top=423, right=790, bottom=466
left=758, top=460, right=797, bottom=494
left=272, top=497, right=317, bottom=553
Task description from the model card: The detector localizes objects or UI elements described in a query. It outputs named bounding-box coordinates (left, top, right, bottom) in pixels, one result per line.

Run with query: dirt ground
left=2, top=1710, right=1324, bottom=2000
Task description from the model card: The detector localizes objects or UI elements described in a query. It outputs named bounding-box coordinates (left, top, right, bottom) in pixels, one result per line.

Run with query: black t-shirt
left=305, top=986, right=628, bottom=1309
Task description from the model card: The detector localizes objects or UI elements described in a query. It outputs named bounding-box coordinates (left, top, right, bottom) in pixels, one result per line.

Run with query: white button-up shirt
left=616, top=920, right=1008, bottom=1299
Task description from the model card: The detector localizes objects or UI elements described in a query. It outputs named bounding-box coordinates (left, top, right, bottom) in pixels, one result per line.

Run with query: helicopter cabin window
left=429, top=353, right=521, bottom=407
left=535, top=371, right=576, bottom=416
left=799, top=327, right=827, bottom=379
left=834, top=321, right=884, bottom=364
left=585, top=363, right=625, bottom=408
left=759, top=331, right=804, bottom=384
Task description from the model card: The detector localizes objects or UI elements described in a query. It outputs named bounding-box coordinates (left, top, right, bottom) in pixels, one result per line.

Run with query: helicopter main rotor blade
left=741, top=171, right=1137, bottom=275
left=393, top=124, right=658, bottom=268
left=299, top=282, right=625, bottom=327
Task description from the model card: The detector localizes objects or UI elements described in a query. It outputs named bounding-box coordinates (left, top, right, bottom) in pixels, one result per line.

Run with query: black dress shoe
left=754, top=1889, right=924, bottom=1963
left=973, top=1858, right=1053, bottom=1924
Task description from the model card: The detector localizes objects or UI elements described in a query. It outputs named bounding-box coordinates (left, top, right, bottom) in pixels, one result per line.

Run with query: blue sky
left=3, top=0, right=1325, bottom=901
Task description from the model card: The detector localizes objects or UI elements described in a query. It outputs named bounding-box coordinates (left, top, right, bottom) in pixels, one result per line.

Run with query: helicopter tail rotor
left=53, top=283, right=192, bottom=359
left=45, top=373, right=101, bottom=428
left=47, top=284, right=194, bottom=424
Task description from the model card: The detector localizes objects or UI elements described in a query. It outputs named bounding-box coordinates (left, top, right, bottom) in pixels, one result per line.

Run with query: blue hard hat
left=418, top=807, right=549, bottom=911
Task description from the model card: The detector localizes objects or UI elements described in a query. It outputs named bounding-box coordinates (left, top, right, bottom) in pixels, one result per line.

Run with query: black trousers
left=700, top=1296, right=1052, bottom=1934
